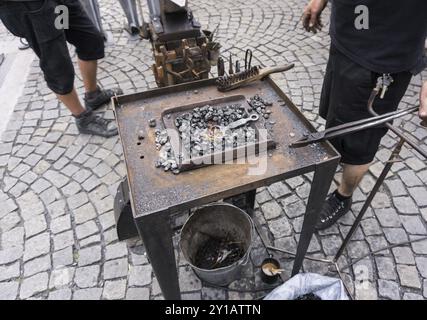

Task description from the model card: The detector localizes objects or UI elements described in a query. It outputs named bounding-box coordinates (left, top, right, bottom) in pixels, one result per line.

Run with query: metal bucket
left=179, top=203, right=254, bottom=286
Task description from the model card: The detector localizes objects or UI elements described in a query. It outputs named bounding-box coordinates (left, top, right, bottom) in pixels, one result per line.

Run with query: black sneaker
left=84, top=86, right=123, bottom=110
left=315, top=192, right=352, bottom=231
left=75, top=110, right=118, bottom=138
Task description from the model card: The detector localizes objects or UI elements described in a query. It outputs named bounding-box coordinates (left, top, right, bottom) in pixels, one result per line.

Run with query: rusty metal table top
left=113, top=78, right=340, bottom=218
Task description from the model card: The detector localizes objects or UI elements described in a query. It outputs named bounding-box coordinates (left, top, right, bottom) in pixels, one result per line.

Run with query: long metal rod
left=367, top=89, right=427, bottom=160
left=333, top=138, right=405, bottom=262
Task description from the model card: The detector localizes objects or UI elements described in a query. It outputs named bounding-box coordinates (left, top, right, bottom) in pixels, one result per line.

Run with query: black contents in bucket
left=295, top=293, right=322, bottom=300
left=194, top=235, right=244, bottom=270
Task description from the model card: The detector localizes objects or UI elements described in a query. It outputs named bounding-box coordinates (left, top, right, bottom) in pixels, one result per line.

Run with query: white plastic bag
left=264, top=273, right=349, bottom=300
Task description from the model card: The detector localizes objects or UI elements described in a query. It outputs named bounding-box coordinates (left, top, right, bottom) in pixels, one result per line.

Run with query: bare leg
left=78, top=59, right=98, bottom=93
left=337, top=163, right=371, bottom=197
left=56, top=88, right=85, bottom=116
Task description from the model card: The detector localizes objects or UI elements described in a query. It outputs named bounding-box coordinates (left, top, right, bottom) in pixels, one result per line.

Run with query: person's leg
left=315, top=45, right=412, bottom=230
left=337, top=163, right=371, bottom=197
left=56, top=87, right=85, bottom=116
left=64, top=0, right=122, bottom=110
left=78, top=59, right=98, bottom=93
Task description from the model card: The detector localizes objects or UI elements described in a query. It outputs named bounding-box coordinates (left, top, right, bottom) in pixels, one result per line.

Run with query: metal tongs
left=291, top=73, right=422, bottom=148
left=291, top=106, right=419, bottom=148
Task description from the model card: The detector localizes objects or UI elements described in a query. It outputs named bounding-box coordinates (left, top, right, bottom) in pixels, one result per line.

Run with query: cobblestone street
left=0, top=0, right=426, bottom=300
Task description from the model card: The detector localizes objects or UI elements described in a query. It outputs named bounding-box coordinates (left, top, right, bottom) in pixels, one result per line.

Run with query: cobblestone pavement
left=0, top=0, right=426, bottom=300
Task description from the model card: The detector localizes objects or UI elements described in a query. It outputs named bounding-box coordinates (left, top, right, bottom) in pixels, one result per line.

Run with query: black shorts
left=319, top=44, right=412, bottom=165
left=0, top=0, right=104, bottom=95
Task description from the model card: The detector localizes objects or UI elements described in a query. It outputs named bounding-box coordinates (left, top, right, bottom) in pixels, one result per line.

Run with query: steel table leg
left=245, top=189, right=257, bottom=217
left=291, top=159, right=339, bottom=276
left=135, top=211, right=181, bottom=300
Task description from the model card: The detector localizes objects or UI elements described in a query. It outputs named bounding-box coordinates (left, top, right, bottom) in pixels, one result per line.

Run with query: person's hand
left=420, top=81, right=427, bottom=127
left=302, top=0, right=328, bottom=33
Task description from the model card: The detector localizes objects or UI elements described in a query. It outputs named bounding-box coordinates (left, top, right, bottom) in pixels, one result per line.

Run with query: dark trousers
left=0, top=0, right=104, bottom=94
left=319, top=44, right=412, bottom=165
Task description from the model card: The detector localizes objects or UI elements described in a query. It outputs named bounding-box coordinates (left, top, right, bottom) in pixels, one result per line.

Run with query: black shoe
left=75, top=110, right=118, bottom=138
left=315, top=191, right=352, bottom=231
left=84, top=86, right=123, bottom=110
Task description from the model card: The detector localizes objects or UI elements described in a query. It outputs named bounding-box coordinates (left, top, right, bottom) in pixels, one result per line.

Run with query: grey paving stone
left=70, top=203, right=94, bottom=225
left=93, top=195, right=114, bottom=215
left=81, top=175, right=101, bottom=192
left=49, top=266, right=75, bottom=289
left=20, top=171, right=37, bottom=185
left=1, top=226, right=24, bottom=249
left=62, top=164, right=80, bottom=177
left=79, top=234, right=101, bottom=247
left=320, top=235, right=342, bottom=256
left=370, top=192, right=391, bottom=209
left=53, top=246, right=74, bottom=267
left=393, top=196, right=420, bottom=214
left=23, top=233, right=50, bottom=262
left=0, top=281, right=19, bottom=300
left=24, top=255, right=51, bottom=277
left=267, top=182, right=291, bottom=199
left=76, top=220, right=99, bottom=240
left=46, top=147, right=66, bottom=161
left=104, top=258, right=129, bottom=280
left=201, top=287, right=227, bottom=300
left=383, top=228, right=409, bottom=244
left=75, top=265, right=100, bottom=288
left=93, top=163, right=112, bottom=178
left=128, top=265, right=152, bottom=287
left=375, top=208, right=402, bottom=227
left=0, top=245, right=23, bottom=265
left=347, top=241, right=370, bottom=260
left=71, top=170, right=91, bottom=185
left=267, top=216, right=293, bottom=241
left=24, top=215, right=47, bottom=238
left=360, top=218, right=382, bottom=236
left=410, top=236, right=427, bottom=255
left=397, top=265, right=422, bottom=289
left=103, top=279, right=127, bottom=300
left=400, top=215, right=427, bottom=235
left=376, top=256, right=397, bottom=280
left=20, top=272, right=49, bottom=299
left=61, top=181, right=82, bottom=197
left=53, top=230, right=74, bottom=251
left=408, top=186, right=427, bottom=207
left=0, top=211, right=21, bottom=233
left=73, top=288, right=103, bottom=300
left=0, top=261, right=20, bottom=282
left=398, top=170, right=423, bottom=187
left=282, top=199, right=305, bottom=219
left=105, top=242, right=128, bottom=260
left=415, top=257, right=427, bottom=278
left=17, top=191, right=44, bottom=220
left=98, top=212, right=116, bottom=231
left=378, top=279, right=400, bottom=300
left=255, top=190, right=271, bottom=204
left=67, top=192, right=89, bottom=210
left=126, top=288, right=150, bottom=300
left=50, top=215, right=71, bottom=234
left=43, top=170, right=69, bottom=189
left=392, top=247, right=415, bottom=265
left=179, top=265, right=202, bottom=292
left=402, top=292, right=424, bottom=300
left=48, top=288, right=72, bottom=300
left=354, top=280, right=378, bottom=300
left=77, top=245, right=102, bottom=266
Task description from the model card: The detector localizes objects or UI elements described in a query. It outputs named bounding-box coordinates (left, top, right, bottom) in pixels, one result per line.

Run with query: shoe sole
left=78, top=128, right=118, bottom=138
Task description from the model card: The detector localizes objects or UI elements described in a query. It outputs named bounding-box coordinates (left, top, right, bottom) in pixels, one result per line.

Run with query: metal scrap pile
left=154, top=95, right=273, bottom=174
left=175, top=103, right=257, bottom=157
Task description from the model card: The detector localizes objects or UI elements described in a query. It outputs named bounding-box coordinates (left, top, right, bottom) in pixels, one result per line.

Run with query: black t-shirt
left=330, top=0, right=427, bottom=74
